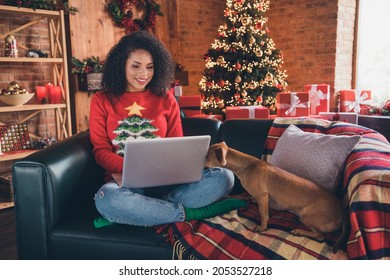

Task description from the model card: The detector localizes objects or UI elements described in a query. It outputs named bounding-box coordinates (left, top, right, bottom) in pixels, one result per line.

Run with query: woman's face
left=125, top=49, right=154, bottom=92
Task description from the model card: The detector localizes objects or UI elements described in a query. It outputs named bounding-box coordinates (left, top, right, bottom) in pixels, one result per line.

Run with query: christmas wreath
left=107, top=0, right=163, bottom=33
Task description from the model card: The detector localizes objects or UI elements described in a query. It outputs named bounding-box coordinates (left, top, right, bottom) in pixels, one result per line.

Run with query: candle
left=45, top=83, right=53, bottom=102
left=49, top=86, right=62, bottom=104
left=35, top=86, right=47, bottom=104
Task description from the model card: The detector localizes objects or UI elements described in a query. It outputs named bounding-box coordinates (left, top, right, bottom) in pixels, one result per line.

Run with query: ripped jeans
left=94, top=167, right=234, bottom=226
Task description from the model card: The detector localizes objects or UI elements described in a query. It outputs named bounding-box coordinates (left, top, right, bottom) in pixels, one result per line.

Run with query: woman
left=90, top=31, right=245, bottom=227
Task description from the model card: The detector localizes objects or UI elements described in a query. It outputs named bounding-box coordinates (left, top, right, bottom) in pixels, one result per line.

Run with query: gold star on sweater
left=125, top=102, right=145, bottom=116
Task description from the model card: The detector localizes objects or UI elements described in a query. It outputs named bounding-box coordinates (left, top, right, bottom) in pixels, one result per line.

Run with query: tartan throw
left=157, top=117, right=390, bottom=259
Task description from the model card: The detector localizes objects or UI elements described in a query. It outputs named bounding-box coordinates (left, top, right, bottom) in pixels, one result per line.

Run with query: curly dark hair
left=101, top=30, right=175, bottom=98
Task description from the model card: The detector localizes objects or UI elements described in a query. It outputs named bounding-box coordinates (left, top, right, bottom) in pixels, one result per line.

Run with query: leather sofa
left=12, top=117, right=390, bottom=259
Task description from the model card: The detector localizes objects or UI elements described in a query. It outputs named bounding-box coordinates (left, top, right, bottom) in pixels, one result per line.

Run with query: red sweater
left=89, top=89, right=183, bottom=175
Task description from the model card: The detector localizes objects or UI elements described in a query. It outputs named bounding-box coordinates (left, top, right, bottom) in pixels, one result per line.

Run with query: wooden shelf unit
left=0, top=5, right=73, bottom=208
left=0, top=4, right=72, bottom=144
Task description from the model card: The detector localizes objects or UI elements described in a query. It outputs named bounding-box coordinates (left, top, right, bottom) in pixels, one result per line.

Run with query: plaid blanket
left=157, top=117, right=390, bottom=260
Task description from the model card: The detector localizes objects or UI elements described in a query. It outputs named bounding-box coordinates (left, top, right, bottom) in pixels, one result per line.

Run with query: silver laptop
left=121, top=135, right=211, bottom=188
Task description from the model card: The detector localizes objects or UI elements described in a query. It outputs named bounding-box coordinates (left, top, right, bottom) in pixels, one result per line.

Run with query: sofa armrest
left=326, top=122, right=390, bottom=259
left=12, top=131, right=104, bottom=259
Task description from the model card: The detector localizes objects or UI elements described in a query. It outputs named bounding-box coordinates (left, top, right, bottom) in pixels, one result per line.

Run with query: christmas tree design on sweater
left=112, top=102, right=159, bottom=156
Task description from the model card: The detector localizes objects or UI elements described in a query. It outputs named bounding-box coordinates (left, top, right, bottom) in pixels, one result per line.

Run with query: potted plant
left=71, top=56, right=104, bottom=91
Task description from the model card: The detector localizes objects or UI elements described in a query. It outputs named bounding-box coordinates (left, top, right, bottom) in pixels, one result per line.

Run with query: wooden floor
left=0, top=207, right=18, bottom=260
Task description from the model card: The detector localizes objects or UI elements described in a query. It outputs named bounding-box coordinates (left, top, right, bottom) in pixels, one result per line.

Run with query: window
left=356, top=0, right=390, bottom=105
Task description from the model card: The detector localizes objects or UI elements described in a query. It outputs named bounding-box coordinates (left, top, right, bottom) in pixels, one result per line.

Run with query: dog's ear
left=215, top=146, right=227, bottom=166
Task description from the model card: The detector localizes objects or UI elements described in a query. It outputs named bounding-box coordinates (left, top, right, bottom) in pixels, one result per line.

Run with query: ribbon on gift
left=309, top=85, right=328, bottom=115
left=238, top=106, right=260, bottom=119
left=278, top=93, right=309, bottom=116
left=341, top=90, right=371, bottom=113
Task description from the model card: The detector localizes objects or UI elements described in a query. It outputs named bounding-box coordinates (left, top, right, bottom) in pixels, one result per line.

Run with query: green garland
left=0, top=0, right=78, bottom=15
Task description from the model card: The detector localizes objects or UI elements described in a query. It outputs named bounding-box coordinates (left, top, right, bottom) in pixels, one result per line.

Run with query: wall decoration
left=107, top=0, right=163, bottom=33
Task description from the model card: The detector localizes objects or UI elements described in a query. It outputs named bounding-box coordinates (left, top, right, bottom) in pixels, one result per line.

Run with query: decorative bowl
left=0, top=93, right=35, bottom=106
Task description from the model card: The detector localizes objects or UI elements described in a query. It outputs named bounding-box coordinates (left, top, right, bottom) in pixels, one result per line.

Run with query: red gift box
left=225, top=106, right=270, bottom=120
left=339, top=89, right=372, bottom=113
left=304, top=84, right=330, bottom=115
left=178, top=95, right=201, bottom=117
left=276, top=92, right=310, bottom=117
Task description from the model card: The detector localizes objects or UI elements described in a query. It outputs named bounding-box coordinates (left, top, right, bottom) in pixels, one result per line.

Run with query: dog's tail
left=332, top=207, right=350, bottom=253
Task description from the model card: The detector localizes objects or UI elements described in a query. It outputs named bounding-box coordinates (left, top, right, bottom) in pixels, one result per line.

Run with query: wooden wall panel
left=68, top=0, right=125, bottom=133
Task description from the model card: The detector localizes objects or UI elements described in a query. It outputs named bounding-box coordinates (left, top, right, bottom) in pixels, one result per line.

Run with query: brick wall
left=173, top=0, right=356, bottom=112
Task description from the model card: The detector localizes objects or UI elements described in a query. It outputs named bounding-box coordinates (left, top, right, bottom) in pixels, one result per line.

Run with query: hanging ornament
left=265, top=49, right=272, bottom=55
left=234, top=93, right=240, bottom=99
left=265, top=72, right=274, bottom=81
left=235, top=75, right=242, bottom=83
left=241, top=17, right=251, bottom=26
left=256, top=22, right=263, bottom=30
left=217, top=55, right=225, bottom=64
left=235, top=62, right=242, bottom=70
left=249, top=81, right=257, bottom=90
left=249, top=36, right=256, bottom=44
left=218, top=80, right=225, bottom=87
left=256, top=95, right=263, bottom=104
left=241, top=90, right=247, bottom=97
left=255, top=49, right=263, bottom=57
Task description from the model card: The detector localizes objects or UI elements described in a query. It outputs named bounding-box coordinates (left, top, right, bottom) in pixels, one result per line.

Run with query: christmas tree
left=199, top=0, right=288, bottom=115
left=113, top=115, right=158, bottom=156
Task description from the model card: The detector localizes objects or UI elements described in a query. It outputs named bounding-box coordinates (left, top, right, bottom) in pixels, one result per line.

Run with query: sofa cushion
left=269, top=124, right=361, bottom=192
left=262, top=117, right=333, bottom=162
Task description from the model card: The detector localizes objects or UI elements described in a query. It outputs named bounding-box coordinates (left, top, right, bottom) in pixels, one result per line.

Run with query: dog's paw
left=291, top=229, right=302, bottom=236
left=255, top=225, right=267, bottom=232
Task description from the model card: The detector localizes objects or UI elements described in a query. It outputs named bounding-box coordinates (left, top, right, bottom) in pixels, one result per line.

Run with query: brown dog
left=205, top=142, right=346, bottom=251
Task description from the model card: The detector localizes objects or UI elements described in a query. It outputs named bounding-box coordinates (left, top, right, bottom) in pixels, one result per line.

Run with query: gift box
left=319, top=112, right=358, bottom=124
left=276, top=92, right=310, bottom=117
left=225, top=106, right=270, bottom=120
left=178, top=95, right=201, bottom=117
left=304, top=84, right=330, bottom=115
left=339, top=89, right=372, bottom=113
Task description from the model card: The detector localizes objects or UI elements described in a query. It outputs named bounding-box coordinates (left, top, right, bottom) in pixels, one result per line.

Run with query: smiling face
left=125, top=49, right=154, bottom=92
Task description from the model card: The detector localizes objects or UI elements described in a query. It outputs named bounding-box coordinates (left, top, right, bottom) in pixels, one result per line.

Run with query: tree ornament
left=249, top=81, right=257, bottom=90
left=235, top=75, right=242, bottom=83
left=217, top=55, right=226, bottom=64
left=234, top=93, right=240, bottom=99
left=241, top=91, right=247, bottom=97
left=256, top=95, right=263, bottom=103
left=255, top=49, right=263, bottom=57
left=235, top=62, right=242, bottom=70
left=218, top=80, right=225, bottom=87
left=249, top=36, right=256, bottom=44
left=241, top=17, right=251, bottom=26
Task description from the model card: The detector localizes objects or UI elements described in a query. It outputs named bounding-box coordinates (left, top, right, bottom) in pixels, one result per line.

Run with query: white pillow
left=269, top=124, right=361, bottom=192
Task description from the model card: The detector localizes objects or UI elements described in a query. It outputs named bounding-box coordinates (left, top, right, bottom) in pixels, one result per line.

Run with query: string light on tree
left=200, top=0, right=288, bottom=115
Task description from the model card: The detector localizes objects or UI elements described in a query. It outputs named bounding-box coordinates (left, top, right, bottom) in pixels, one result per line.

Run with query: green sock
left=184, top=198, right=248, bottom=221
left=93, top=216, right=116, bottom=228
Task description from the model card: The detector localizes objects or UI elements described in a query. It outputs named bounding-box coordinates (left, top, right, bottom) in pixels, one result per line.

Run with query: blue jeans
left=94, top=167, right=235, bottom=226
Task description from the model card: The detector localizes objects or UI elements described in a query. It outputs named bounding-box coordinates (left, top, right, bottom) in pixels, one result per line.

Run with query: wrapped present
left=191, top=114, right=224, bottom=121
left=319, top=112, right=358, bottom=124
left=304, top=84, right=330, bottom=114
left=225, top=106, right=270, bottom=120
left=276, top=92, right=310, bottom=117
left=339, top=89, right=372, bottom=113
left=178, top=95, right=201, bottom=117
